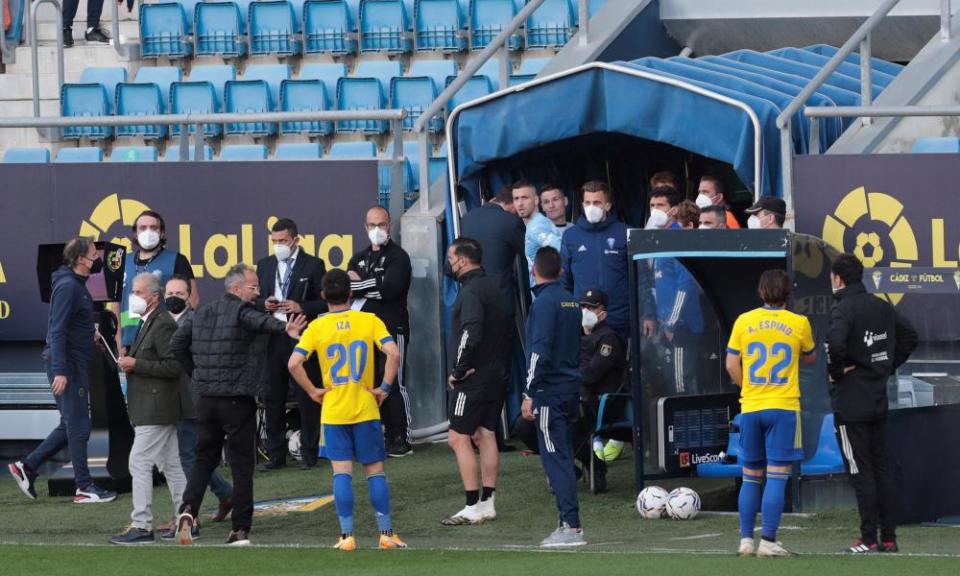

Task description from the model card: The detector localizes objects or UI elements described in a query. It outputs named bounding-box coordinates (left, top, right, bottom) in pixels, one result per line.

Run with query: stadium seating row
left=59, top=58, right=549, bottom=140
left=140, top=0, right=605, bottom=59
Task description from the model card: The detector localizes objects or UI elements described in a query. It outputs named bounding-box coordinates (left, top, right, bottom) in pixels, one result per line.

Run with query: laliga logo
left=822, top=187, right=919, bottom=305
left=79, top=193, right=151, bottom=251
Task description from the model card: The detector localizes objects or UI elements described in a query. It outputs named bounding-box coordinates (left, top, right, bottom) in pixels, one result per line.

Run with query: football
left=288, top=430, right=302, bottom=461
left=666, top=487, right=701, bottom=520
left=636, top=485, right=670, bottom=519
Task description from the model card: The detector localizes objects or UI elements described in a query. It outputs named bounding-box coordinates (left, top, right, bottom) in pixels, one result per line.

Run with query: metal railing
left=110, top=0, right=136, bottom=59
left=777, top=0, right=954, bottom=223
left=0, top=0, right=13, bottom=63
left=30, top=0, right=65, bottom=139
left=0, top=108, right=409, bottom=234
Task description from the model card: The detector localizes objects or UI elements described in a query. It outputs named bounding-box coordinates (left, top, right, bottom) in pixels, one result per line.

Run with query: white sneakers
left=441, top=497, right=497, bottom=526
left=756, top=539, right=793, bottom=557
left=477, top=495, right=496, bottom=522
left=739, top=537, right=756, bottom=556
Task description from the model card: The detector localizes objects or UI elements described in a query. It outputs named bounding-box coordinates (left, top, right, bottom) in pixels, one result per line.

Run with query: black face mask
left=164, top=296, right=188, bottom=314
left=443, top=260, right=458, bottom=280
left=89, top=257, right=104, bottom=275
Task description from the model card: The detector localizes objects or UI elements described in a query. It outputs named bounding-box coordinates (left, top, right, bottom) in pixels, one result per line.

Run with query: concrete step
left=6, top=44, right=129, bottom=75
left=35, top=20, right=140, bottom=43
left=0, top=72, right=72, bottom=101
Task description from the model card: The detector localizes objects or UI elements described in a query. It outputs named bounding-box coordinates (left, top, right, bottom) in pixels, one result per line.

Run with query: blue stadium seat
left=170, top=65, right=237, bottom=137
left=911, top=137, right=960, bottom=153
left=525, top=0, right=573, bottom=49
left=61, top=67, right=127, bottom=140
left=517, top=56, right=550, bottom=76
left=378, top=157, right=416, bottom=208
left=408, top=59, right=457, bottom=90
left=275, top=142, right=324, bottom=159
left=55, top=147, right=104, bottom=162
left=353, top=60, right=404, bottom=94
left=140, top=1, right=194, bottom=58
left=116, top=66, right=182, bottom=139
left=385, top=139, right=421, bottom=189
left=219, top=144, right=269, bottom=160
left=327, top=140, right=377, bottom=157
left=508, top=74, right=534, bottom=86
left=249, top=0, right=300, bottom=56
left=195, top=0, right=254, bottom=57
left=110, top=146, right=159, bottom=162
left=224, top=64, right=288, bottom=135
left=390, top=76, right=439, bottom=132
left=336, top=77, right=387, bottom=133
left=415, top=0, right=464, bottom=52
left=303, top=0, right=356, bottom=54
left=475, top=57, right=505, bottom=90
left=446, top=75, right=492, bottom=110
left=696, top=415, right=742, bottom=478
left=280, top=79, right=332, bottom=135
left=3, top=147, right=50, bottom=163
left=298, top=62, right=347, bottom=97
left=162, top=144, right=215, bottom=161
left=470, top=0, right=520, bottom=51
left=360, top=0, right=411, bottom=53
left=800, top=414, right=846, bottom=476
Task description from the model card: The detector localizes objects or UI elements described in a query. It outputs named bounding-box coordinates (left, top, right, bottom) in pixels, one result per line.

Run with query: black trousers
left=181, top=396, right=256, bottom=532
left=835, top=416, right=897, bottom=544
left=62, top=0, right=103, bottom=29
left=374, top=333, right=410, bottom=445
left=265, top=334, right=320, bottom=463
left=574, top=400, right=606, bottom=480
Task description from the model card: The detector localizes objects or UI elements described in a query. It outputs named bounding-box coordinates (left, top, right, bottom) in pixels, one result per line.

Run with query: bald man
left=348, top=207, right=414, bottom=457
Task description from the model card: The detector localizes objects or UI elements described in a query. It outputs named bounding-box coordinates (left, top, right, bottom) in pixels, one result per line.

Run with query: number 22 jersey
left=727, top=307, right=815, bottom=413
left=294, top=309, right=394, bottom=425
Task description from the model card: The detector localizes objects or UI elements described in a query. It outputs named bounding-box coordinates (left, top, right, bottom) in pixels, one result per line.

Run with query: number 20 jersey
left=727, top=307, right=815, bottom=413
left=294, top=309, right=394, bottom=425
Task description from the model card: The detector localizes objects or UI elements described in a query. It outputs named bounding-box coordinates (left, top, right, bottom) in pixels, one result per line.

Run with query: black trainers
left=259, top=458, right=285, bottom=471
left=74, top=484, right=117, bottom=504
left=160, top=520, right=200, bottom=541
left=63, top=28, right=74, bottom=48
left=108, top=526, right=154, bottom=545
left=175, top=510, right=196, bottom=545
left=8, top=461, right=37, bottom=500
left=388, top=441, right=413, bottom=458
left=210, top=498, right=233, bottom=522
left=226, top=528, right=251, bottom=546
left=84, top=27, right=110, bottom=43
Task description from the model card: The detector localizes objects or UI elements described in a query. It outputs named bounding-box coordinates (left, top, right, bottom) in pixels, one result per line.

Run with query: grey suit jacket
left=173, top=308, right=197, bottom=420
left=126, top=308, right=183, bottom=426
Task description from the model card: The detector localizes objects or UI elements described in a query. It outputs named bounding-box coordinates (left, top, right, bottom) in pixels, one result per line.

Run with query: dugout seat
left=800, top=414, right=846, bottom=476
left=695, top=414, right=742, bottom=478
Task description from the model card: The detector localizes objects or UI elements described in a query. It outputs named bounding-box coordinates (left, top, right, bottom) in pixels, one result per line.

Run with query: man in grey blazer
left=109, top=273, right=187, bottom=545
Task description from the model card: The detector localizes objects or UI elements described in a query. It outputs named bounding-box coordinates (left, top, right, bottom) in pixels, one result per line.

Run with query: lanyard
left=277, top=259, right=294, bottom=298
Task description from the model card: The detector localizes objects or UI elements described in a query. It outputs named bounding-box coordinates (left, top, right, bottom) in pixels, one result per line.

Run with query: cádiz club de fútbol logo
left=79, top=193, right=151, bottom=255
left=822, top=186, right=918, bottom=305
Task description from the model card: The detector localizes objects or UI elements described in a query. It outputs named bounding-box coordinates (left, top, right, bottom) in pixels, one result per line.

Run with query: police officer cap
left=579, top=288, right=608, bottom=308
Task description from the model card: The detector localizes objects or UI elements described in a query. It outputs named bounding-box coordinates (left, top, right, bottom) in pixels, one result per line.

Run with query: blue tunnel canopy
left=449, top=46, right=901, bottom=209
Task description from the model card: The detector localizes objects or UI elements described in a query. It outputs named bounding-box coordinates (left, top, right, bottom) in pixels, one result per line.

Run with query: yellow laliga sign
left=79, top=194, right=354, bottom=278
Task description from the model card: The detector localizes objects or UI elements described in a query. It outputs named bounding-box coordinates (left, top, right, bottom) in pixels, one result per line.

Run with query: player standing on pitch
left=288, top=269, right=407, bottom=551
left=726, top=270, right=817, bottom=557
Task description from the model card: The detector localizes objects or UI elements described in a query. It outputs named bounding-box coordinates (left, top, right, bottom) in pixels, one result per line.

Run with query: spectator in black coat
left=170, top=264, right=305, bottom=546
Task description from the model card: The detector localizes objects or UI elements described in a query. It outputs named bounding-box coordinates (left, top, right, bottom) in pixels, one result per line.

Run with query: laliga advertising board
left=794, top=154, right=960, bottom=342
left=0, top=160, right=378, bottom=340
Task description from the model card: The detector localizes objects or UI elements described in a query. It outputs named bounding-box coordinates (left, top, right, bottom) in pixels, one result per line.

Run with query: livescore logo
left=0, top=258, right=8, bottom=320
left=79, top=194, right=355, bottom=278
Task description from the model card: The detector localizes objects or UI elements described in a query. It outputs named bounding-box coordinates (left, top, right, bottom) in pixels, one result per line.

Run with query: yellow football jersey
left=727, top=306, right=815, bottom=413
left=294, top=309, right=394, bottom=425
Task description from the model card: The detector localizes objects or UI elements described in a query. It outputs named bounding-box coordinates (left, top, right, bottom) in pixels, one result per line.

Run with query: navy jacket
left=560, top=214, right=629, bottom=336
left=524, top=281, right=581, bottom=399
left=45, top=266, right=95, bottom=376
left=460, top=202, right=526, bottom=317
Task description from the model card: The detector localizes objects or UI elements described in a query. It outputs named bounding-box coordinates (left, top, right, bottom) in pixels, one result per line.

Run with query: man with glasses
left=255, top=218, right=327, bottom=471
left=171, top=264, right=305, bottom=546
left=348, top=207, right=414, bottom=458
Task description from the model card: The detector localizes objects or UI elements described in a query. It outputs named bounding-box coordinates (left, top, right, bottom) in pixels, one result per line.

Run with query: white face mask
left=138, top=230, right=160, bottom=251
left=645, top=208, right=669, bottom=230
left=699, top=223, right=713, bottom=230
left=581, top=308, right=598, bottom=331
left=129, top=293, right=148, bottom=316
left=695, top=193, right=714, bottom=209
left=583, top=204, right=605, bottom=224
left=274, top=243, right=293, bottom=262
left=368, top=227, right=389, bottom=246
left=747, top=215, right=763, bottom=229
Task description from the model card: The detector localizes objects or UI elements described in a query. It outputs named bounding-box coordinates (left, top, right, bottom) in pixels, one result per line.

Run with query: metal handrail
left=805, top=105, right=960, bottom=118
left=778, top=0, right=954, bottom=224
left=30, top=0, right=65, bottom=139
left=110, top=0, right=136, bottom=59
left=0, top=109, right=405, bottom=128
left=444, top=61, right=764, bottom=238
